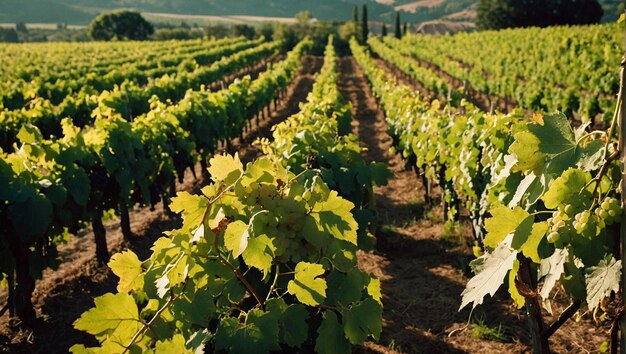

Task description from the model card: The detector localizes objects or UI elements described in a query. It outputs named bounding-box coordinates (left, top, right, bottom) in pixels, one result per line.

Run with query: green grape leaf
left=224, top=220, right=249, bottom=258
left=520, top=222, right=549, bottom=263
left=73, top=293, right=141, bottom=341
left=326, top=269, right=367, bottom=307
left=108, top=251, right=143, bottom=293
left=369, top=162, right=392, bottom=186
left=17, top=124, right=41, bottom=144
left=539, top=248, right=568, bottom=300
left=575, top=140, right=604, bottom=171
left=169, top=192, right=208, bottom=231
left=155, top=334, right=190, bottom=354
left=242, top=234, right=275, bottom=277
left=367, top=277, right=382, bottom=305
left=585, top=257, right=621, bottom=310
left=510, top=131, right=544, bottom=174
left=508, top=259, right=524, bottom=309
left=343, top=298, right=383, bottom=344
left=281, top=304, right=309, bottom=347
left=484, top=206, right=530, bottom=248
left=460, top=235, right=517, bottom=310
left=315, top=311, right=351, bottom=354
left=541, top=168, right=591, bottom=209
left=214, top=309, right=280, bottom=354
left=312, top=191, right=358, bottom=245
left=287, top=262, right=327, bottom=306
left=208, top=153, right=243, bottom=185
left=64, top=168, right=90, bottom=206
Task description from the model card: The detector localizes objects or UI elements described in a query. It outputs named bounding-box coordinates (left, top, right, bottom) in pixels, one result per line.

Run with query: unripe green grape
left=564, top=204, right=575, bottom=216
left=547, top=232, right=560, bottom=243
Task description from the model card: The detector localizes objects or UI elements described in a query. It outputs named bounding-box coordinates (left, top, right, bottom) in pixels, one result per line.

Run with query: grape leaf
left=73, top=293, right=140, bottom=341
left=541, top=168, right=591, bottom=209
left=367, top=277, right=382, bottom=305
left=208, top=153, right=243, bottom=185
left=315, top=311, right=351, bottom=354
left=214, top=310, right=280, bottom=354
left=281, top=305, right=309, bottom=347
left=287, top=262, right=327, bottom=306
left=169, top=192, right=208, bottom=231
left=484, top=206, right=529, bottom=248
left=242, top=234, right=275, bottom=277
left=326, top=268, right=366, bottom=307
left=460, top=235, right=517, bottom=310
left=539, top=248, right=568, bottom=300
left=224, top=220, right=249, bottom=258
left=311, top=191, right=358, bottom=245
left=155, top=334, right=190, bottom=354
left=343, top=298, right=383, bottom=344
left=108, top=251, right=143, bottom=293
left=510, top=131, right=544, bottom=174
left=520, top=221, right=549, bottom=263
left=585, top=257, right=621, bottom=310
left=508, top=259, right=524, bottom=309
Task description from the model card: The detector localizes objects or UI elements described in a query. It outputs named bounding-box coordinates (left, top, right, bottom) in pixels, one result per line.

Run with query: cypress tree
left=361, top=4, right=368, bottom=43
left=352, top=5, right=358, bottom=25
left=382, top=23, right=387, bottom=37
left=403, top=22, right=408, bottom=36
left=394, top=12, right=401, bottom=39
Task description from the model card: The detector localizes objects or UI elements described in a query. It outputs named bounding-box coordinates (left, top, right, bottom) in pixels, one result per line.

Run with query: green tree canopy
left=361, top=4, right=368, bottom=43
left=0, top=27, right=18, bottom=42
left=88, top=10, right=154, bottom=41
left=394, top=12, right=401, bottom=39
left=477, top=0, right=604, bottom=30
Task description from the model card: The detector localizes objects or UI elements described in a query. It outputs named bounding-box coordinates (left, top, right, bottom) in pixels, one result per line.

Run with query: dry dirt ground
left=338, top=56, right=613, bottom=354
left=0, top=55, right=323, bottom=354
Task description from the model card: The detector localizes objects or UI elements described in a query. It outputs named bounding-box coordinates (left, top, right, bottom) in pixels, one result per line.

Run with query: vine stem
left=213, top=231, right=264, bottom=309
left=618, top=49, right=626, bottom=353
left=122, top=285, right=182, bottom=353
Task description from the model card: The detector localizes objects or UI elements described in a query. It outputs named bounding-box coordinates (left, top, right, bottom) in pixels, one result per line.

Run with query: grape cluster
left=547, top=197, right=622, bottom=244
left=596, top=197, right=621, bottom=225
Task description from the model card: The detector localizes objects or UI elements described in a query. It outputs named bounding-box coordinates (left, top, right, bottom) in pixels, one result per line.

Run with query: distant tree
left=403, top=22, right=408, bottom=36
left=381, top=23, right=387, bottom=37
left=0, top=28, right=18, bottom=42
left=293, top=11, right=314, bottom=39
left=230, top=24, right=256, bottom=39
left=477, top=0, right=603, bottom=30
left=56, top=23, right=68, bottom=30
left=15, top=22, right=27, bottom=33
left=205, top=24, right=229, bottom=39
left=352, top=5, right=359, bottom=24
left=361, top=4, right=369, bottom=43
left=88, top=11, right=154, bottom=41
left=394, top=12, right=401, bottom=39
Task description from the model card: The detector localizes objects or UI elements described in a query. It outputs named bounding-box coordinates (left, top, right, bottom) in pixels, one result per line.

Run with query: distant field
left=0, top=12, right=298, bottom=31
left=142, top=12, right=298, bottom=26
left=0, top=23, right=86, bottom=29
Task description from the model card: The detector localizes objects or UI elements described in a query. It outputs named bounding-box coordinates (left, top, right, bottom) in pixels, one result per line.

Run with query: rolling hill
left=0, top=0, right=621, bottom=25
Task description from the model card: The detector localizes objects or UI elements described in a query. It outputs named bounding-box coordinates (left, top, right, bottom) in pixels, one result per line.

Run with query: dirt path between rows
left=338, top=56, right=611, bottom=354
left=0, top=55, right=323, bottom=354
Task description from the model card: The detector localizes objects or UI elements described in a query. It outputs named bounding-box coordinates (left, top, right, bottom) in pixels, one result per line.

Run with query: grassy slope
left=0, top=0, right=620, bottom=26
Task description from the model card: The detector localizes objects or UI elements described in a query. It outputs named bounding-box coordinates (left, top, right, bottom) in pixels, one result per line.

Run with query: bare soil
left=338, top=56, right=613, bottom=354
left=0, top=55, right=323, bottom=354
